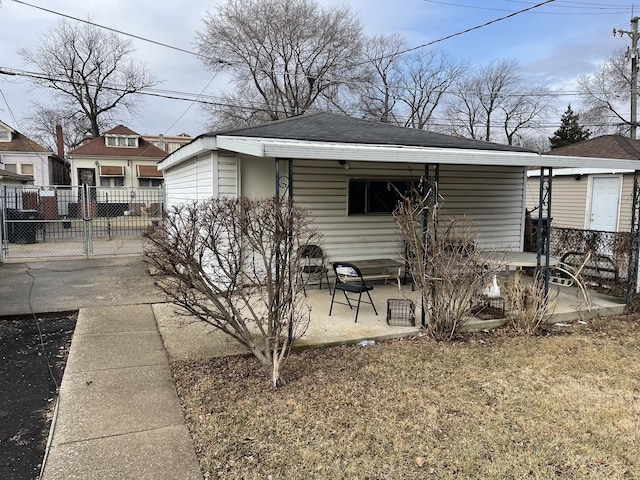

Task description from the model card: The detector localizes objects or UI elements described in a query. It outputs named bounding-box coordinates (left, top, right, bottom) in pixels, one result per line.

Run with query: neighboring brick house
left=527, top=135, right=640, bottom=232
left=0, top=120, right=69, bottom=186
left=68, top=125, right=167, bottom=189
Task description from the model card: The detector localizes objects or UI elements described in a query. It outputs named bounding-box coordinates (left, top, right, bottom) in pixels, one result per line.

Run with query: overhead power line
left=11, top=0, right=231, bottom=65
left=388, top=0, right=558, bottom=60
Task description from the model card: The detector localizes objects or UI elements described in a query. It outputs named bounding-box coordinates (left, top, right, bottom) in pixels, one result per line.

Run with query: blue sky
left=0, top=0, right=636, bottom=139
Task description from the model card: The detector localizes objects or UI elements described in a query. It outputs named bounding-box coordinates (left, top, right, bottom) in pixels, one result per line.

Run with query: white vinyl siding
left=219, top=156, right=238, bottom=196
left=163, top=153, right=238, bottom=208
left=293, top=160, right=525, bottom=262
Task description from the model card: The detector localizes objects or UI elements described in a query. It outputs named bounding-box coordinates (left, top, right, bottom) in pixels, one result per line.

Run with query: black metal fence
left=549, top=226, right=629, bottom=297
left=1, top=185, right=163, bottom=259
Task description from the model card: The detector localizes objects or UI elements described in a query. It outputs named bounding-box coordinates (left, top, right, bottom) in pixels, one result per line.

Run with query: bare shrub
left=143, top=196, right=320, bottom=387
left=503, top=274, right=557, bottom=335
left=394, top=182, right=497, bottom=341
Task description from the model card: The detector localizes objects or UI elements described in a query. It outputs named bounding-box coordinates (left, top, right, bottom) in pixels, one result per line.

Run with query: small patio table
left=335, top=258, right=404, bottom=290
left=480, top=251, right=560, bottom=284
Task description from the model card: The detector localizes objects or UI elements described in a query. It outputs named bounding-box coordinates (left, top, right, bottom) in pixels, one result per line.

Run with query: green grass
left=171, top=315, right=640, bottom=479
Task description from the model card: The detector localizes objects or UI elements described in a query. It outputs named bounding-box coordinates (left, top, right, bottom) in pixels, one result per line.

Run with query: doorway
left=587, top=176, right=621, bottom=232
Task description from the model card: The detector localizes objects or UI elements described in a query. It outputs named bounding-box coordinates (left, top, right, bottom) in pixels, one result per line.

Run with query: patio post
left=535, top=167, right=553, bottom=297
left=626, top=170, right=640, bottom=303
left=274, top=158, right=296, bottom=343
left=420, top=163, right=439, bottom=328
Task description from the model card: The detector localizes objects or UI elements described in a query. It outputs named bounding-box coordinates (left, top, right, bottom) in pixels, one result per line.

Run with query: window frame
left=0, top=129, right=11, bottom=142
left=347, top=178, right=416, bottom=216
left=105, top=134, right=139, bottom=148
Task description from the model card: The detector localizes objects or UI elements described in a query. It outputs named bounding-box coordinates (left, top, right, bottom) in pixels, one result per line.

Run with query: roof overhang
left=158, top=135, right=640, bottom=171
left=158, top=136, right=218, bottom=170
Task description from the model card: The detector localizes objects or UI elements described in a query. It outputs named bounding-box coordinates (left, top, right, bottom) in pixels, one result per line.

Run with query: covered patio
left=158, top=112, right=640, bottom=335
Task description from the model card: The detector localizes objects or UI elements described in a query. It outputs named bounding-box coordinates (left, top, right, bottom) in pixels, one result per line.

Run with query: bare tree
left=19, top=19, right=157, bottom=140
left=500, top=86, right=555, bottom=146
left=446, top=59, right=520, bottom=141
left=358, top=34, right=405, bottom=124
left=197, top=0, right=367, bottom=126
left=399, top=49, right=462, bottom=130
left=444, top=59, right=554, bottom=145
left=144, top=196, right=320, bottom=387
left=22, top=103, right=101, bottom=152
left=578, top=48, right=632, bottom=136
left=393, top=182, right=497, bottom=341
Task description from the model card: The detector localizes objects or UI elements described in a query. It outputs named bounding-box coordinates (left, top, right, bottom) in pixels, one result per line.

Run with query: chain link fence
left=1, top=185, right=163, bottom=260
left=549, top=226, right=630, bottom=297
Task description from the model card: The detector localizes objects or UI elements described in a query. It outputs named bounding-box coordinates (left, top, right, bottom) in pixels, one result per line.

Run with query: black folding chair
left=329, top=262, right=378, bottom=322
left=298, top=244, right=331, bottom=295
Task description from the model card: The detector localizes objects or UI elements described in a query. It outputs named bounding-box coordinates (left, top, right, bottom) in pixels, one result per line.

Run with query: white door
left=588, top=176, right=620, bottom=232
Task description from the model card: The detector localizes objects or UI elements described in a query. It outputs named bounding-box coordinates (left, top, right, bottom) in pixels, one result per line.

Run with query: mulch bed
left=0, top=313, right=76, bottom=480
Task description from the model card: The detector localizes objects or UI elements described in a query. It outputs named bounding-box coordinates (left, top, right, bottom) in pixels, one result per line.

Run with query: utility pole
left=614, top=17, right=640, bottom=140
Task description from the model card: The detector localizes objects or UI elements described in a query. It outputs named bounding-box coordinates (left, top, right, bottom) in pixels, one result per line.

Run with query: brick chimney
left=55, top=124, right=64, bottom=157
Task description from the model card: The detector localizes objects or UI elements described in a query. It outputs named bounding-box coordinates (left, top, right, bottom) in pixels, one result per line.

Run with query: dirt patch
left=0, top=313, right=76, bottom=480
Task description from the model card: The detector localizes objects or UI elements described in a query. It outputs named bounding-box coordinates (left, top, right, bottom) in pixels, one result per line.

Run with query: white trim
left=158, top=136, right=218, bottom=170
left=528, top=167, right=635, bottom=177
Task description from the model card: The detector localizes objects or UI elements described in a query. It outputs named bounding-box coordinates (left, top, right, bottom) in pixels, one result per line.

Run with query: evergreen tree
left=549, top=104, right=591, bottom=149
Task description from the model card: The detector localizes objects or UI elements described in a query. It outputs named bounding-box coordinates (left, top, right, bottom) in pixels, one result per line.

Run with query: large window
left=105, top=135, right=138, bottom=148
left=348, top=179, right=414, bottom=215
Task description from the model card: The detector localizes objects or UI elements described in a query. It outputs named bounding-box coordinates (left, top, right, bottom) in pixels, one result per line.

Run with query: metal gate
left=1, top=184, right=163, bottom=261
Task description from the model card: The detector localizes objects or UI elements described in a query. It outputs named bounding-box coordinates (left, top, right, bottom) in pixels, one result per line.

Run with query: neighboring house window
left=0, top=129, right=11, bottom=142
left=348, top=179, right=414, bottom=215
left=136, top=165, right=163, bottom=187
left=167, top=142, right=182, bottom=153
left=105, top=135, right=139, bottom=148
left=2, top=163, right=33, bottom=176
left=99, top=165, right=125, bottom=187
left=21, top=164, right=34, bottom=176
left=100, top=177, right=125, bottom=187
left=138, top=178, right=163, bottom=187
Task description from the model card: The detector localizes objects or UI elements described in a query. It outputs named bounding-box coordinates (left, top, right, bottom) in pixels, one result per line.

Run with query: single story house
left=158, top=113, right=640, bottom=265
left=527, top=135, right=640, bottom=233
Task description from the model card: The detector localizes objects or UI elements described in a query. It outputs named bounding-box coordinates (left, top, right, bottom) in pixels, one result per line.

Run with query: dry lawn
left=171, top=315, right=640, bottom=479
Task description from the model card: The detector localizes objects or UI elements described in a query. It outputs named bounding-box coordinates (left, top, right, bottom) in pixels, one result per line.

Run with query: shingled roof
left=0, top=124, right=50, bottom=153
left=69, top=125, right=166, bottom=158
left=544, top=135, right=640, bottom=160
left=212, top=112, right=533, bottom=153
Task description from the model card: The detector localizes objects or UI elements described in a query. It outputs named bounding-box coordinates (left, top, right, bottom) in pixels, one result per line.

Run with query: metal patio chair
left=298, top=244, right=331, bottom=295
left=329, top=262, right=378, bottom=322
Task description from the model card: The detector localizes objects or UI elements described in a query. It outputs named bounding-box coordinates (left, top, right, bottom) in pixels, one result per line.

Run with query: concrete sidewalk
left=41, top=304, right=203, bottom=480
left=0, top=257, right=203, bottom=480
